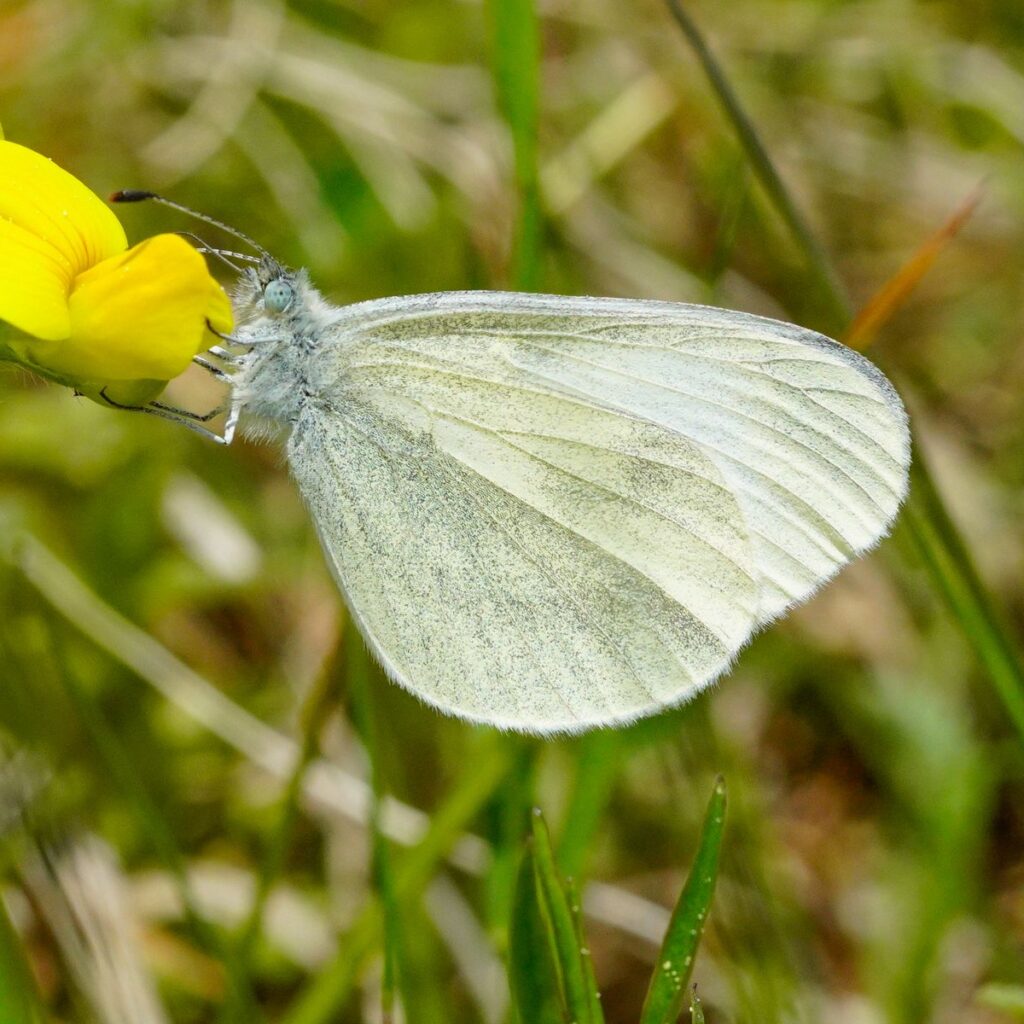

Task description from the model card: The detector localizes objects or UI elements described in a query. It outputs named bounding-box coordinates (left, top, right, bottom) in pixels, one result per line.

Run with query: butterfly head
left=236, top=255, right=299, bottom=316
left=235, top=257, right=333, bottom=339
left=233, top=255, right=337, bottom=365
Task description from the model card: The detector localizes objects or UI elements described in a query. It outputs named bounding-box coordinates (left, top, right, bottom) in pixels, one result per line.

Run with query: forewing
left=291, top=292, right=909, bottom=732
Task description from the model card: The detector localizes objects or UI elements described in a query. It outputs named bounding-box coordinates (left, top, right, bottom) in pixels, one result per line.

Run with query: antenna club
left=107, top=190, right=269, bottom=259
left=110, top=189, right=159, bottom=204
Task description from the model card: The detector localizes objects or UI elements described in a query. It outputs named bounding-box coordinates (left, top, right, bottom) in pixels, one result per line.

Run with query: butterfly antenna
left=111, top=189, right=270, bottom=259
left=172, top=230, right=261, bottom=272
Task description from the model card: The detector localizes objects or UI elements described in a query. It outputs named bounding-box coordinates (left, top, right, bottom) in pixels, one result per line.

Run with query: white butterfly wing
left=288, top=292, right=909, bottom=733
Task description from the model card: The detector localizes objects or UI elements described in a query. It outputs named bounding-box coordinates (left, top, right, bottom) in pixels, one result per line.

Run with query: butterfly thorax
left=232, top=267, right=342, bottom=428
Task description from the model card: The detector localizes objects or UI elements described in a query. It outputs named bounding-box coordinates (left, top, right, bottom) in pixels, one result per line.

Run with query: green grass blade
left=508, top=843, right=566, bottom=1024
left=690, top=985, right=705, bottom=1024
left=488, top=0, right=543, bottom=288
left=530, top=808, right=602, bottom=1024
left=484, top=738, right=538, bottom=943
left=0, top=893, right=48, bottom=1024
left=663, top=0, right=851, bottom=327
left=664, top=0, right=1024, bottom=746
left=902, top=445, right=1024, bottom=742
left=566, top=876, right=605, bottom=1024
left=639, top=777, right=726, bottom=1024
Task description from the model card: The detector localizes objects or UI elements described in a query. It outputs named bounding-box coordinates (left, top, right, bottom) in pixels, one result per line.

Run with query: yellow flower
left=0, top=130, right=233, bottom=406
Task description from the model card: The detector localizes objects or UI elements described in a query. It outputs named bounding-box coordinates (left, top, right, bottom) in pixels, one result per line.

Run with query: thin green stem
left=484, top=737, right=538, bottom=945
left=347, top=640, right=406, bottom=1020
left=489, top=0, right=543, bottom=288
left=556, top=731, right=622, bottom=879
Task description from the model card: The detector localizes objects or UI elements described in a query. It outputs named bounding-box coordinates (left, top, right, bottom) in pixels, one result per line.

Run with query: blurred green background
left=1, top=0, right=1023, bottom=1021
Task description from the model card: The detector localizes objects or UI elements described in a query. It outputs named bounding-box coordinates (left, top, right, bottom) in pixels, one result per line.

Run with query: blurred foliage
left=1, top=0, right=1024, bottom=1021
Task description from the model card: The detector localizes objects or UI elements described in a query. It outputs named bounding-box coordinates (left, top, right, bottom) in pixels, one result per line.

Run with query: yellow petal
left=203, top=268, right=235, bottom=337
left=0, top=139, right=126, bottom=281
left=0, top=216, right=74, bottom=339
left=22, top=233, right=230, bottom=382
left=0, top=139, right=128, bottom=341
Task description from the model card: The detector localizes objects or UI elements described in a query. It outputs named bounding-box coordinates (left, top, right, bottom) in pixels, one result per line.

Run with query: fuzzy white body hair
left=233, top=270, right=346, bottom=426
left=230, top=272, right=911, bottom=734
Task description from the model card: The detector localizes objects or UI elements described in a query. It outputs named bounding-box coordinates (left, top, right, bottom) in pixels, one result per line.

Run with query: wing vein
left=488, top=428, right=759, bottom=591
left=505, top=336, right=896, bottom=521
left=659, top=348, right=902, bottom=464
left=346, top=366, right=852, bottom=561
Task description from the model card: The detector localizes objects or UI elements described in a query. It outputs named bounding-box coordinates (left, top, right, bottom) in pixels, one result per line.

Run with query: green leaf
left=508, top=843, right=565, bottom=1024
left=640, top=777, right=727, bottom=1024
left=530, top=808, right=604, bottom=1024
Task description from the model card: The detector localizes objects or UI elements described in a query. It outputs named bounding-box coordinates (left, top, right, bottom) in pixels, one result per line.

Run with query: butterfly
left=113, top=193, right=911, bottom=734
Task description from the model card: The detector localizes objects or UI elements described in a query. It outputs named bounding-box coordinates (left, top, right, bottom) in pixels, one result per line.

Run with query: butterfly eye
left=264, top=279, right=294, bottom=314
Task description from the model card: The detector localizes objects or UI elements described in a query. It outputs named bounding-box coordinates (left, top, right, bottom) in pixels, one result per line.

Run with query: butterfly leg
left=149, top=399, right=225, bottom=423
left=222, top=394, right=244, bottom=445
left=193, top=355, right=233, bottom=381
left=204, top=320, right=286, bottom=355
left=205, top=346, right=244, bottom=363
left=205, top=320, right=257, bottom=349
left=97, top=388, right=232, bottom=445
